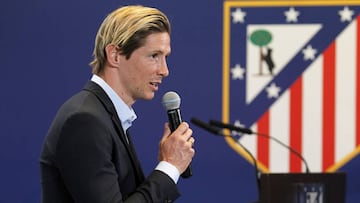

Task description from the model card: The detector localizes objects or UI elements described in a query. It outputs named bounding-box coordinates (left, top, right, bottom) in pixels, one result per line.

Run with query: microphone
left=162, top=91, right=192, bottom=178
left=209, top=119, right=310, bottom=173
left=209, top=119, right=253, bottom=134
left=190, top=117, right=261, bottom=199
left=190, top=117, right=221, bottom=135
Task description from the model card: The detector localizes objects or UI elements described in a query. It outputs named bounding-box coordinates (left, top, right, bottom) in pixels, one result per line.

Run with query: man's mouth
left=150, top=82, right=160, bottom=87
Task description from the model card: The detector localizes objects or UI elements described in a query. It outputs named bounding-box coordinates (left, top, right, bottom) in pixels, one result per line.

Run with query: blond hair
left=89, top=5, right=171, bottom=74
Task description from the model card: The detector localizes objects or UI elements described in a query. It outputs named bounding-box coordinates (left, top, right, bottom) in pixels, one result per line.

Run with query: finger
left=174, top=122, right=192, bottom=140
left=177, top=122, right=189, bottom=134
left=162, top=122, right=171, bottom=138
left=182, top=128, right=193, bottom=141
left=187, top=137, right=195, bottom=147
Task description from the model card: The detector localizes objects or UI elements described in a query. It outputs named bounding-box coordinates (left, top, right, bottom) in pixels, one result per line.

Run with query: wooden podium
left=259, top=172, right=346, bottom=203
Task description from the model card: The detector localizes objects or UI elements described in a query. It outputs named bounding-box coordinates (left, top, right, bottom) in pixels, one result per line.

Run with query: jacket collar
left=83, top=81, right=145, bottom=182
left=83, top=81, right=129, bottom=146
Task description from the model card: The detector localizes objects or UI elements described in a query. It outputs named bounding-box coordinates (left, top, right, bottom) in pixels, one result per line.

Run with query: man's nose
left=159, top=59, right=169, bottom=77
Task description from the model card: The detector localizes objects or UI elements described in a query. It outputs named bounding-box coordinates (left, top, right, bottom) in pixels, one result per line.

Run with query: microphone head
left=162, top=91, right=181, bottom=110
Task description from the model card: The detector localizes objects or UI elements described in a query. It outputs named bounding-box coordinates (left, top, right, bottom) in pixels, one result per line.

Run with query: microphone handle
left=167, top=109, right=192, bottom=178
left=167, top=109, right=182, bottom=132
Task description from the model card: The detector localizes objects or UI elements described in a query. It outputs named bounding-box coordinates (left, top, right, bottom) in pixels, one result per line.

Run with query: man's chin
left=142, top=93, right=156, bottom=100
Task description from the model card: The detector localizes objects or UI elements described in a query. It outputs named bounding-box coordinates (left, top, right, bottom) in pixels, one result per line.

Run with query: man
left=40, top=5, right=195, bottom=203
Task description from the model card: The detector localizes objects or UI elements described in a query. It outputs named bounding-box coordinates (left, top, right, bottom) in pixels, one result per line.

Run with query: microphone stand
left=190, top=118, right=261, bottom=201
left=224, top=131, right=262, bottom=200
left=209, top=119, right=311, bottom=173
left=254, top=132, right=310, bottom=174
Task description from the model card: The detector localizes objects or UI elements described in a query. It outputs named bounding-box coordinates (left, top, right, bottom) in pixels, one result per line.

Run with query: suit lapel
left=126, top=129, right=145, bottom=182
left=83, top=81, right=145, bottom=183
left=83, top=81, right=129, bottom=145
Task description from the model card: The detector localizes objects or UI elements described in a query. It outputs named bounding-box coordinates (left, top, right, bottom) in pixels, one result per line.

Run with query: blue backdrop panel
left=0, top=0, right=358, bottom=203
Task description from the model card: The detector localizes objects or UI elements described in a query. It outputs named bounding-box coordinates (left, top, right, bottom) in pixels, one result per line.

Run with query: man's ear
left=105, top=44, right=121, bottom=67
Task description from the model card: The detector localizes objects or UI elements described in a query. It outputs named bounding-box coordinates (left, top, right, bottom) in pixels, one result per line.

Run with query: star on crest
left=266, top=82, right=281, bottom=99
left=231, top=64, right=245, bottom=80
left=338, top=6, right=354, bottom=22
left=232, top=8, right=246, bottom=23
left=284, top=7, right=300, bottom=23
left=302, top=45, right=317, bottom=61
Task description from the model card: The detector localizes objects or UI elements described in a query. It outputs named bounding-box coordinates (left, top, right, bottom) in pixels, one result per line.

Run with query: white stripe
left=335, top=20, right=357, bottom=162
left=269, top=91, right=290, bottom=172
left=242, top=124, right=258, bottom=159
left=302, top=56, right=324, bottom=172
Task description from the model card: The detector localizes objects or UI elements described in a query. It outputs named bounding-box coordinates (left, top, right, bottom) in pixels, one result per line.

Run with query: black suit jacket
left=40, top=81, right=180, bottom=203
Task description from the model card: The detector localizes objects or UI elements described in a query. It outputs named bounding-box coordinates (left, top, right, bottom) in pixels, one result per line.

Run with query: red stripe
left=356, top=16, right=360, bottom=146
left=322, top=42, right=336, bottom=171
left=289, top=77, right=303, bottom=172
left=257, top=111, right=270, bottom=167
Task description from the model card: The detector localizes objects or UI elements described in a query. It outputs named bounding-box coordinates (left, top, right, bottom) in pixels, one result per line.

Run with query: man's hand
left=158, top=122, right=195, bottom=173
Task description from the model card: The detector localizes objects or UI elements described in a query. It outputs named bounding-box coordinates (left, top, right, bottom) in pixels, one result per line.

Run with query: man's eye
left=151, top=53, right=158, bottom=58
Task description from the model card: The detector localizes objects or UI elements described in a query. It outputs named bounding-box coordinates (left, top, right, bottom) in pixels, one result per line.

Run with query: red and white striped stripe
left=241, top=15, right=360, bottom=173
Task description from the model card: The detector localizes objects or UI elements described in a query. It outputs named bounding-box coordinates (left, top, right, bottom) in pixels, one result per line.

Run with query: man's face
left=118, top=32, right=171, bottom=104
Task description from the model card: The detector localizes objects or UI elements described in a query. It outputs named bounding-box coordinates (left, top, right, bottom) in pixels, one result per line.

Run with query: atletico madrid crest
left=222, top=0, right=360, bottom=173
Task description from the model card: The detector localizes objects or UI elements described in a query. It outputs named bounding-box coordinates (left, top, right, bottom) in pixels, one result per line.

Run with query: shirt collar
left=91, top=74, right=137, bottom=132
